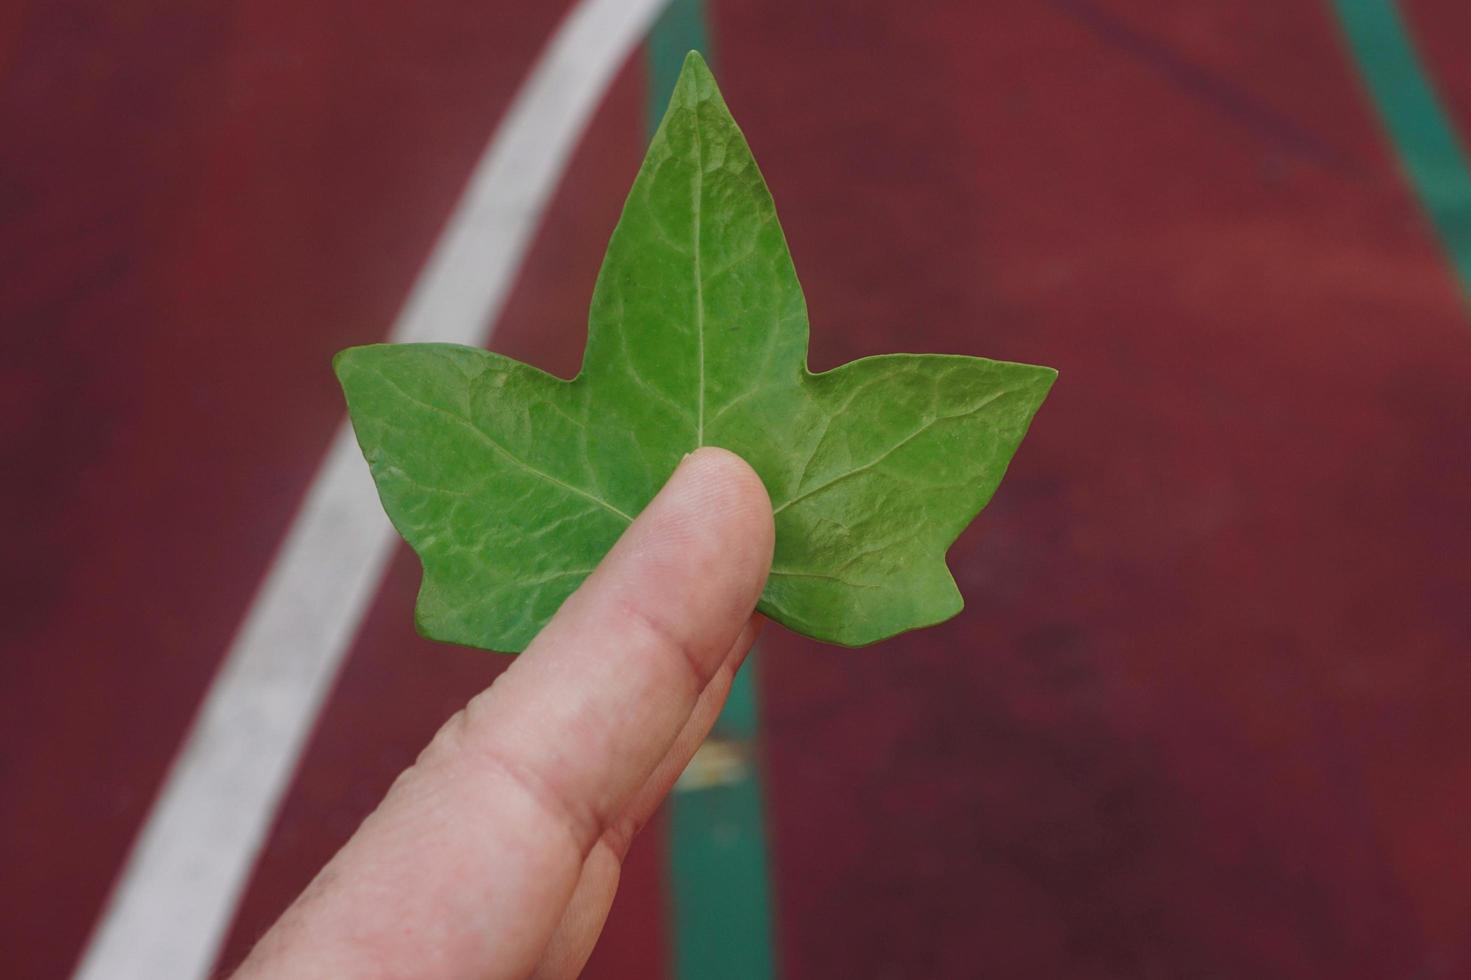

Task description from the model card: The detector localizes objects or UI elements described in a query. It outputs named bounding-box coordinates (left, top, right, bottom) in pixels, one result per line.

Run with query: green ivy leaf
left=335, top=52, right=1056, bottom=652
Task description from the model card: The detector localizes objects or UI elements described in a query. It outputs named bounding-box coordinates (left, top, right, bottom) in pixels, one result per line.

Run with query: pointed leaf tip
left=676, top=49, right=717, bottom=97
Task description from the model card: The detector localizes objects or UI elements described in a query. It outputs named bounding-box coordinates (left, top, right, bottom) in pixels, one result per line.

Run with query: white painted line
left=72, top=1, right=671, bottom=977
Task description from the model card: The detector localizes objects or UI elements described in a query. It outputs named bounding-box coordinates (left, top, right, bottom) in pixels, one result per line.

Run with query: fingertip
left=528, top=446, right=772, bottom=707
left=666, top=446, right=775, bottom=592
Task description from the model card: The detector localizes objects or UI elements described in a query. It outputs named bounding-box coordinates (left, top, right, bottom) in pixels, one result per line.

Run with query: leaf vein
left=691, top=104, right=707, bottom=447
left=370, top=368, right=634, bottom=525
left=772, top=388, right=1016, bottom=516
left=768, top=568, right=881, bottom=590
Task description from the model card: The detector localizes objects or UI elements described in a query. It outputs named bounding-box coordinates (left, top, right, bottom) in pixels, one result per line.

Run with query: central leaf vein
left=691, top=103, right=706, bottom=448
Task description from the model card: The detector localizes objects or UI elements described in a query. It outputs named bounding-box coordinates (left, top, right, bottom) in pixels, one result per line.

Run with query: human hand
left=232, top=448, right=774, bottom=980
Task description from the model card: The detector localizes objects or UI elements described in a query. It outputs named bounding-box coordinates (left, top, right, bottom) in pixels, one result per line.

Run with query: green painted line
left=666, top=757, right=775, bottom=980
left=1333, top=0, right=1471, bottom=301
left=646, top=0, right=711, bottom=143
left=645, top=3, right=777, bottom=977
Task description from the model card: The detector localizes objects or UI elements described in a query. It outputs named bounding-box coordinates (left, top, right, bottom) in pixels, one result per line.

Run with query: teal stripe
left=1333, top=0, right=1471, bottom=301
left=644, top=3, right=778, bottom=979
left=666, top=754, right=775, bottom=980
left=646, top=0, right=711, bottom=136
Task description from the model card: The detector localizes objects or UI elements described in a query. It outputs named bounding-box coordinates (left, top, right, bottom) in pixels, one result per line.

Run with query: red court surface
left=5, top=2, right=1471, bottom=978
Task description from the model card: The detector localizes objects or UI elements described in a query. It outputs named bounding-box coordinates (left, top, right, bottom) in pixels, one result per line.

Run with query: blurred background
left=6, top=0, right=1471, bottom=977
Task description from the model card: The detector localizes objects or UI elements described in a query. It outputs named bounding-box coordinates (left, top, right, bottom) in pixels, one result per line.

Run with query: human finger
left=530, top=615, right=763, bottom=979
left=233, top=448, right=773, bottom=980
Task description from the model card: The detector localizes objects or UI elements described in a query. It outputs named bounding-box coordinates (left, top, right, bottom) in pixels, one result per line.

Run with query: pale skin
left=233, top=448, right=774, bottom=980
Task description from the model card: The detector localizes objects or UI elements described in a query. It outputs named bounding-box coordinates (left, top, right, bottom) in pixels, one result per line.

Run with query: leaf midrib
left=691, top=99, right=707, bottom=448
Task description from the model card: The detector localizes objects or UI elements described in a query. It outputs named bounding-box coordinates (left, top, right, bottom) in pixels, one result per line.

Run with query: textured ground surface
left=5, top=2, right=1471, bottom=977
